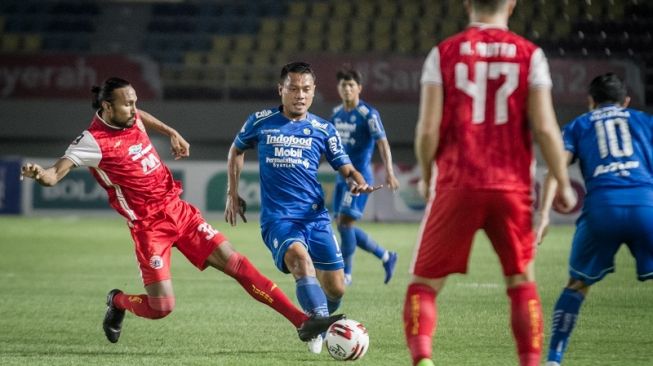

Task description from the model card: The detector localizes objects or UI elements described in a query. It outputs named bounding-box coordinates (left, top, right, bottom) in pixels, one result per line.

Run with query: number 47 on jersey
left=455, top=61, right=519, bottom=125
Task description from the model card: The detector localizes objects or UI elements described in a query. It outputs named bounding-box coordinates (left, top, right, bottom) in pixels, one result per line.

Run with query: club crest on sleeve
left=149, top=255, right=164, bottom=270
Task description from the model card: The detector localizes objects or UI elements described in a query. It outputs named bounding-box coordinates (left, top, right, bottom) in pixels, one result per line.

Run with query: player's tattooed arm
left=139, top=109, right=190, bottom=160
left=21, top=158, right=75, bottom=187
left=528, top=88, right=575, bottom=212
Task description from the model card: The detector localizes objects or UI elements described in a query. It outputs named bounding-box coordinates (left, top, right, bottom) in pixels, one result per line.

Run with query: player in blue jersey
left=225, top=62, right=379, bottom=353
left=536, top=73, right=653, bottom=366
left=330, top=67, right=400, bottom=286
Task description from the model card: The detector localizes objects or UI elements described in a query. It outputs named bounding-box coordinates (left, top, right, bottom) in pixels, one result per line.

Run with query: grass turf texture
left=0, top=216, right=651, bottom=366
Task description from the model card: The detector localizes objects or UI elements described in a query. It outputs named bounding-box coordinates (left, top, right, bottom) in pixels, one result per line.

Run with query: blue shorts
left=332, top=180, right=370, bottom=220
left=261, top=218, right=344, bottom=273
left=569, top=205, right=653, bottom=285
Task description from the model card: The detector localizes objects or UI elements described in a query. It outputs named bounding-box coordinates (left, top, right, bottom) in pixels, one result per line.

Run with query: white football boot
left=307, top=334, right=323, bottom=354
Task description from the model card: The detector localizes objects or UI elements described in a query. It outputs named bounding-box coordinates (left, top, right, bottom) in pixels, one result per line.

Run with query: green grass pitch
left=0, top=216, right=651, bottom=365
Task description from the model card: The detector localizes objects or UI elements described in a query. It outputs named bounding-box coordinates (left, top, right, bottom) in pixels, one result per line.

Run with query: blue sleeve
left=325, top=124, right=352, bottom=170
left=561, top=119, right=578, bottom=161
left=233, top=114, right=257, bottom=150
left=367, top=108, right=387, bottom=140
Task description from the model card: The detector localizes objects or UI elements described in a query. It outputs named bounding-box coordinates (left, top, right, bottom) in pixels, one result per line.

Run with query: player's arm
left=415, top=83, right=443, bottom=201
left=528, top=88, right=576, bottom=213
left=535, top=151, right=574, bottom=243
left=139, top=109, right=190, bottom=160
left=225, top=144, right=247, bottom=225
left=338, top=164, right=381, bottom=194
left=375, top=138, right=400, bottom=191
left=21, top=158, right=75, bottom=187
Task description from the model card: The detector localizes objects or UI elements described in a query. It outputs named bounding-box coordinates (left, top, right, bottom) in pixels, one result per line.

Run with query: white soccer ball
left=325, top=318, right=369, bottom=361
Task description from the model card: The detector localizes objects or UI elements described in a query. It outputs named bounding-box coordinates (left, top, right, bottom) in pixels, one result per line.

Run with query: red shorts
left=410, top=189, right=535, bottom=278
left=129, top=198, right=227, bottom=286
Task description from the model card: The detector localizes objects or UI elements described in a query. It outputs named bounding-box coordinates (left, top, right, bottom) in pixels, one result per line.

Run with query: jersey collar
left=468, top=22, right=509, bottom=30
left=279, top=105, right=309, bottom=123
left=94, top=111, right=129, bottom=131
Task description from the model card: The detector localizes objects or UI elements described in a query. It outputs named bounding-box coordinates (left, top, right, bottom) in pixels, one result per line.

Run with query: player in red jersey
left=21, top=77, right=342, bottom=348
left=403, top=1, right=577, bottom=366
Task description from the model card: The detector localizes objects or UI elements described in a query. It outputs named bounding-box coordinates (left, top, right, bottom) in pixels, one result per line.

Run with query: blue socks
left=295, top=276, right=329, bottom=317
left=354, top=227, right=386, bottom=259
left=326, top=295, right=342, bottom=314
left=337, top=225, right=357, bottom=276
left=548, top=288, right=586, bottom=364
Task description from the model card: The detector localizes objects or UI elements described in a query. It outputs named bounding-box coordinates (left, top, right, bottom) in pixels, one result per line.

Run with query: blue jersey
left=562, top=104, right=653, bottom=209
left=234, top=106, right=351, bottom=225
left=330, top=100, right=386, bottom=181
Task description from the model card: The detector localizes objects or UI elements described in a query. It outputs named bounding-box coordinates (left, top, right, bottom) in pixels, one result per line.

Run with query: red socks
left=403, top=283, right=437, bottom=366
left=113, top=293, right=174, bottom=319
left=224, top=253, right=308, bottom=328
left=402, top=281, right=541, bottom=366
left=507, top=282, right=543, bottom=366
left=114, top=253, right=308, bottom=329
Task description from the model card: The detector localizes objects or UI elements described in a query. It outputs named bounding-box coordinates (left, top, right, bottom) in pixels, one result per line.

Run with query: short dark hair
left=279, top=61, right=316, bottom=83
left=470, top=0, right=508, bottom=13
left=336, top=66, right=362, bottom=85
left=91, top=77, right=131, bottom=110
left=589, top=73, right=627, bottom=105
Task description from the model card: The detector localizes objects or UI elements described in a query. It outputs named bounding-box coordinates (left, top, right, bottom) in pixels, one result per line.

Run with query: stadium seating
left=0, top=0, right=650, bottom=103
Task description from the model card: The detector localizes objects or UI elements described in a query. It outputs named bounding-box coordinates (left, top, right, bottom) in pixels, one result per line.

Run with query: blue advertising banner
left=0, top=159, right=22, bottom=214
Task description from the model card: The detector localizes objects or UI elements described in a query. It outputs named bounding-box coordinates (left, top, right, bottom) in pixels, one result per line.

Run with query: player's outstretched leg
left=222, top=252, right=309, bottom=328
left=103, top=289, right=126, bottom=343
left=354, top=227, right=397, bottom=284
left=546, top=287, right=586, bottom=366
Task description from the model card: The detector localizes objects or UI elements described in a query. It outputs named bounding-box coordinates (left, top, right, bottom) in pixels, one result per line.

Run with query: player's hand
left=533, top=212, right=550, bottom=244
left=386, top=174, right=400, bottom=191
left=21, top=163, right=45, bottom=181
left=225, top=195, right=247, bottom=226
left=552, top=184, right=577, bottom=213
left=348, top=180, right=383, bottom=195
left=170, top=132, right=190, bottom=160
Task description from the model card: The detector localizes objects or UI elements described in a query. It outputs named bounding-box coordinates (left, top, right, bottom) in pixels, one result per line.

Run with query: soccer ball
left=325, top=319, right=369, bottom=361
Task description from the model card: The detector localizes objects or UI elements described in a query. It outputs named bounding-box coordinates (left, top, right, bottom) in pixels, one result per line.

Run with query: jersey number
left=594, top=118, right=633, bottom=158
left=455, top=62, right=519, bottom=124
left=198, top=222, right=219, bottom=240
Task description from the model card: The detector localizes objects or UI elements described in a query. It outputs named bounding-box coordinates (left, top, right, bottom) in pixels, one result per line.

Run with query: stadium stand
left=0, top=0, right=650, bottom=103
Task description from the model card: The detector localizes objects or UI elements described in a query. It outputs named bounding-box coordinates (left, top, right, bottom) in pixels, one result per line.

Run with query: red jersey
left=421, top=24, right=552, bottom=192
left=63, top=112, right=181, bottom=220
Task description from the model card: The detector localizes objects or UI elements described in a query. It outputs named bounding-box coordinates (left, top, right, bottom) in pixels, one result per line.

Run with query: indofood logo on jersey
left=266, top=134, right=313, bottom=147
left=266, top=134, right=312, bottom=169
